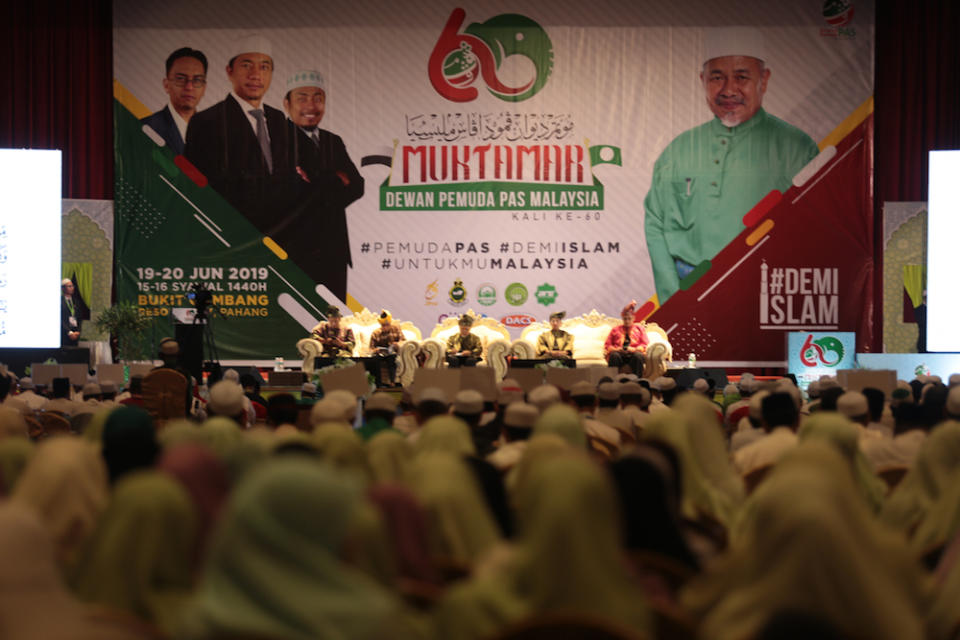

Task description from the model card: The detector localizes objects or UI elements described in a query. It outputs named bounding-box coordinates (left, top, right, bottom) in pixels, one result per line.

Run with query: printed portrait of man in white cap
left=282, top=69, right=364, bottom=301
left=644, top=26, right=819, bottom=304
left=184, top=35, right=363, bottom=301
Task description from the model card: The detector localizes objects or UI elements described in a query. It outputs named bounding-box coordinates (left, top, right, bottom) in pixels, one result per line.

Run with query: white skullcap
left=18, top=377, right=33, bottom=390
left=598, top=382, right=621, bottom=401
left=702, top=27, right=766, bottom=64
left=326, top=389, right=358, bottom=419
left=208, top=380, right=245, bottom=417
left=497, top=378, right=525, bottom=406
left=837, top=391, right=869, bottom=419
left=366, top=392, right=397, bottom=413
left=415, top=386, right=448, bottom=406
left=61, top=278, right=73, bottom=286
left=286, top=69, right=326, bottom=93
left=503, top=402, right=538, bottom=428
left=222, top=369, right=240, bottom=383
left=232, top=34, right=273, bottom=59
left=453, top=389, right=483, bottom=415
left=310, top=397, right=348, bottom=426
left=692, top=378, right=709, bottom=393
left=723, top=383, right=739, bottom=396
left=527, top=384, right=561, bottom=411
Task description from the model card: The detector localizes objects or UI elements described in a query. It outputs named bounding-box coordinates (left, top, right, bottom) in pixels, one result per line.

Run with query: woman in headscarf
left=643, top=408, right=740, bottom=528
left=682, top=441, right=931, bottom=640
left=434, top=452, right=652, bottom=640
left=0, top=504, right=144, bottom=640
left=100, top=406, right=159, bottom=484
left=71, top=470, right=198, bottom=636
left=314, top=425, right=372, bottom=482
left=405, top=452, right=501, bottom=567
left=0, top=406, right=28, bottom=439
left=609, top=447, right=699, bottom=571
left=797, top=412, right=887, bottom=513
left=882, top=421, right=960, bottom=535
left=367, top=484, right=440, bottom=586
left=367, top=430, right=414, bottom=485
left=415, top=414, right=476, bottom=456
left=156, top=442, right=231, bottom=568
left=178, top=458, right=423, bottom=640
left=11, top=437, right=109, bottom=569
left=531, top=403, right=587, bottom=449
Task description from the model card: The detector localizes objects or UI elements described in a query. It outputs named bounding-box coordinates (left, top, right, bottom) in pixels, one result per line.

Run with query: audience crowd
left=1, top=362, right=959, bottom=639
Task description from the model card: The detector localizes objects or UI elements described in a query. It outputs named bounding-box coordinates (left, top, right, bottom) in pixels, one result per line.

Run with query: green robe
left=644, top=108, right=818, bottom=302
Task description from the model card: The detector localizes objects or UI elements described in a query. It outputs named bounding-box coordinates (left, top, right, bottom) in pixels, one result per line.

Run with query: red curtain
left=0, top=0, right=113, bottom=200
left=873, top=1, right=960, bottom=350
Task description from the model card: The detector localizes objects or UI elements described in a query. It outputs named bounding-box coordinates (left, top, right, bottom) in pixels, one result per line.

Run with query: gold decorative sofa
left=511, top=309, right=673, bottom=379
left=421, top=310, right=512, bottom=381
left=296, top=308, right=422, bottom=385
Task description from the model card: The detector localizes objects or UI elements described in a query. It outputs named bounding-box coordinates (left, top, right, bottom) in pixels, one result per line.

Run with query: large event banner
left=113, top=0, right=873, bottom=362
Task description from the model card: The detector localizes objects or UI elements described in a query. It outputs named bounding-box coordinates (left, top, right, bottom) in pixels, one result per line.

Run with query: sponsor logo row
left=425, top=279, right=558, bottom=308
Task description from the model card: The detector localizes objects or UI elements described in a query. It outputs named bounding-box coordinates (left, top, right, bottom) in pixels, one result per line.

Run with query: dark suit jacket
left=185, top=94, right=364, bottom=299
left=141, top=105, right=184, bottom=155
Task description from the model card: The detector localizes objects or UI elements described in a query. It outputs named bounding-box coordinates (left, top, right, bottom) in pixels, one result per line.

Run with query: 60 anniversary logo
left=429, top=8, right=554, bottom=103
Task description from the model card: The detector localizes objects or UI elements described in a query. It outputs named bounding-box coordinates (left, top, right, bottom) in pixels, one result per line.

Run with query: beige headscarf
left=415, top=415, right=476, bottom=456
left=643, top=406, right=741, bottom=526
left=11, top=437, right=109, bottom=568
left=0, top=406, right=28, bottom=439
left=405, top=452, right=500, bottom=565
left=0, top=504, right=143, bottom=640
left=882, top=421, right=960, bottom=535
left=367, top=430, right=413, bottom=485
left=434, top=453, right=652, bottom=640
left=683, top=441, right=931, bottom=640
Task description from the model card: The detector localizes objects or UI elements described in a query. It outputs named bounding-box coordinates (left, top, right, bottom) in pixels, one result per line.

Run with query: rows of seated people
left=0, top=365, right=959, bottom=640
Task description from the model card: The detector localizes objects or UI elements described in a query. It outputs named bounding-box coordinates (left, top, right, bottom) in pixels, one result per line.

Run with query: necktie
left=311, top=130, right=320, bottom=146
left=65, top=297, right=75, bottom=316
left=249, top=109, right=273, bottom=174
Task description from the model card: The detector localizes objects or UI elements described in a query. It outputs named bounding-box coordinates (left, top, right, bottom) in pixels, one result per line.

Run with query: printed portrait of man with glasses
left=140, top=47, right=208, bottom=154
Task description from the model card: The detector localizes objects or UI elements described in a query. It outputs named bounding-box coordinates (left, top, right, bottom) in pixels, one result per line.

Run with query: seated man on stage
left=446, top=314, right=483, bottom=368
left=536, top=310, right=574, bottom=362
left=368, top=309, right=404, bottom=386
left=310, top=306, right=355, bottom=358
left=603, top=300, right=648, bottom=375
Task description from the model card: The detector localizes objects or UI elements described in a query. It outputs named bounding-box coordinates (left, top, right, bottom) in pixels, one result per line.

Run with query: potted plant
left=94, top=301, right=153, bottom=364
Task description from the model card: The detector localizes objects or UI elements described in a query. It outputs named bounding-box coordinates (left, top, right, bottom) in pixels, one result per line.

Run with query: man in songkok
left=536, top=311, right=574, bottom=361
left=311, top=306, right=355, bottom=358
left=603, top=301, right=648, bottom=376
left=368, top=310, right=404, bottom=386
left=446, top=314, right=483, bottom=368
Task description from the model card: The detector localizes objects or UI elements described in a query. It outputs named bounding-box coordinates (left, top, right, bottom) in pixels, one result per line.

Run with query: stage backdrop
left=113, top=0, right=874, bottom=362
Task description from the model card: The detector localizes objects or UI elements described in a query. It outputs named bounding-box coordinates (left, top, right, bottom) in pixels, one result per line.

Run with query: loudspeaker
left=672, top=368, right=729, bottom=391
left=175, top=324, right=204, bottom=383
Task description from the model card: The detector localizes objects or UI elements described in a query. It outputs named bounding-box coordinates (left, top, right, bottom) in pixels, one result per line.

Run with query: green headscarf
left=434, top=453, right=651, bottom=640
left=367, top=430, right=413, bottom=485
left=178, top=458, right=397, bottom=640
left=314, top=426, right=371, bottom=482
left=798, top=412, right=887, bottom=513
left=643, top=407, right=740, bottom=526
left=415, top=415, right=476, bottom=456
left=683, top=441, right=931, bottom=640
left=406, top=452, right=500, bottom=565
left=71, top=470, right=197, bottom=635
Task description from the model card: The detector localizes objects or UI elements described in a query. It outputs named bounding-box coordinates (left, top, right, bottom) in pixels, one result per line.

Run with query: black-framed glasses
left=170, top=74, right=206, bottom=87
